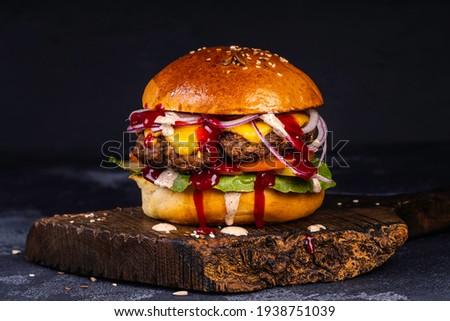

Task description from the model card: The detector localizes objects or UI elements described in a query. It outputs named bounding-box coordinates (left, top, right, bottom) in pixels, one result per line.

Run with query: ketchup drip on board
left=277, top=114, right=317, bottom=180
left=195, top=227, right=214, bottom=235
left=253, top=171, right=276, bottom=229
left=304, top=234, right=315, bottom=254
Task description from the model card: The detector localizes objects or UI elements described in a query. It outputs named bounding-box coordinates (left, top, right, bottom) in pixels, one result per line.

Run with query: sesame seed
left=80, top=285, right=89, bottom=289
left=197, top=48, right=202, bottom=51
left=230, top=45, right=237, bottom=50
left=226, top=50, right=231, bottom=54
left=216, top=48, right=222, bottom=51
left=195, top=234, right=200, bottom=238
left=226, top=70, right=231, bottom=74
left=65, top=287, right=72, bottom=291
left=209, top=233, right=215, bottom=238
left=89, top=219, right=95, bottom=223
left=57, top=271, right=65, bottom=275
left=11, top=249, right=21, bottom=255
left=280, top=57, right=288, bottom=63
left=352, top=199, right=359, bottom=203
left=202, top=46, right=206, bottom=49
left=242, top=66, right=248, bottom=70
left=337, top=202, right=342, bottom=206
left=96, top=218, right=101, bottom=221
left=69, top=220, right=74, bottom=224
left=112, top=283, right=118, bottom=287
left=256, top=60, right=261, bottom=65
left=90, top=277, right=97, bottom=282
left=267, top=53, right=272, bottom=57
left=271, top=63, right=276, bottom=68
left=189, top=50, right=195, bottom=54
left=375, top=202, right=381, bottom=206
left=205, top=57, right=211, bottom=61
left=29, top=274, right=35, bottom=277
left=256, top=65, right=261, bottom=69
left=274, top=53, right=279, bottom=56
left=277, top=72, right=283, bottom=76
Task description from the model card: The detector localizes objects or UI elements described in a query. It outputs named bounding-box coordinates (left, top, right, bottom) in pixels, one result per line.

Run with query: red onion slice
left=126, top=124, right=161, bottom=133
left=218, top=115, right=260, bottom=128
left=127, top=108, right=149, bottom=121
left=252, top=120, right=315, bottom=179
left=301, top=109, right=319, bottom=134
left=311, top=173, right=334, bottom=184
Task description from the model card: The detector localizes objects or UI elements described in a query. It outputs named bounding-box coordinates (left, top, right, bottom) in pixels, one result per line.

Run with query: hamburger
left=111, top=45, right=335, bottom=228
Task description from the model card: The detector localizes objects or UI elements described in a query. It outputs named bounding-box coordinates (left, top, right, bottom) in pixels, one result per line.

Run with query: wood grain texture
left=25, top=203, right=408, bottom=293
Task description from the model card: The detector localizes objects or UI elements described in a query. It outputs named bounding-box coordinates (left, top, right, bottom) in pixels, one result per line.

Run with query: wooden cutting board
left=24, top=187, right=449, bottom=293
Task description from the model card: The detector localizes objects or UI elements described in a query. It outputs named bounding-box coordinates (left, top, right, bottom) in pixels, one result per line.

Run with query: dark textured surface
left=1, top=144, right=450, bottom=300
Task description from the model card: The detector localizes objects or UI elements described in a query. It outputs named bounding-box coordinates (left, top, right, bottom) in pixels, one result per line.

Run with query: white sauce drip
left=154, top=168, right=179, bottom=189
left=260, top=112, right=289, bottom=138
left=155, top=112, right=181, bottom=136
left=312, top=178, right=322, bottom=193
left=224, top=192, right=241, bottom=226
left=307, top=224, right=326, bottom=232
left=152, top=223, right=177, bottom=233
left=220, top=226, right=248, bottom=236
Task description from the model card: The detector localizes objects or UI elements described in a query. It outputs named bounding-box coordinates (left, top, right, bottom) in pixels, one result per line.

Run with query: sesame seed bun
left=131, top=175, right=325, bottom=226
left=142, top=46, right=323, bottom=114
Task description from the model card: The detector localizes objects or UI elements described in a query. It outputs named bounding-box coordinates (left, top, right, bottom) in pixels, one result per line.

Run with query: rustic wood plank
left=25, top=202, right=409, bottom=293
left=324, top=187, right=450, bottom=238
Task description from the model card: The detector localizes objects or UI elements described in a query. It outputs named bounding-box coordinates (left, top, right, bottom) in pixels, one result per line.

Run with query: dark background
left=1, top=1, right=449, bottom=163
left=1, top=0, right=450, bottom=301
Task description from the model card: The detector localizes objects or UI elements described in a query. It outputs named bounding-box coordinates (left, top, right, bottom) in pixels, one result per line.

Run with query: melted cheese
left=292, top=112, right=309, bottom=127
left=165, top=124, right=201, bottom=155
left=228, top=121, right=272, bottom=143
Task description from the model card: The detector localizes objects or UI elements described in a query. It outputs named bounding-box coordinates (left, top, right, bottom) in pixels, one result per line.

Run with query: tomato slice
left=240, top=158, right=287, bottom=172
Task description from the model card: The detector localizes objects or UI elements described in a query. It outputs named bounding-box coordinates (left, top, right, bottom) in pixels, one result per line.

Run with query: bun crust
left=131, top=175, right=325, bottom=226
left=142, top=46, right=323, bottom=115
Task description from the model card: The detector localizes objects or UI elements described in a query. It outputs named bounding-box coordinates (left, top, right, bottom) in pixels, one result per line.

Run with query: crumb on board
left=173, top=290, right=188, bottom=296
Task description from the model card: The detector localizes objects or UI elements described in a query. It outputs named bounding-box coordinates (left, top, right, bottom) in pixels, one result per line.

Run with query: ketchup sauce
left=142, top=166, right=163, bottom=183
left=129, top=104, right=165, bottom=129
left=143, top=133, right=154, bottom=148
left=277, top=115, right=317, bottom=180
left=189, top=118, right=225, bottom=228
left=304, top=234, right=315, bottom=254
left=253, top=171, right=276, bottom=229
left=190, top=169, right=220, bottom=228
left=195, top=227, right=214, bottom=235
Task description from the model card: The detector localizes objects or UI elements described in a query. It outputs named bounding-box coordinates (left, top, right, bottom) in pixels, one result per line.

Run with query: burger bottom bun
left=131, top=175, right=325, bottom=226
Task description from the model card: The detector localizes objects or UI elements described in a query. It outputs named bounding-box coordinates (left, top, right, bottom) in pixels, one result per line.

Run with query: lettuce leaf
left=272, top=163, right=336, bottom=193
left=110, top=156, right=335, bottom=193
left=108, top=157, right=142, bottom=175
